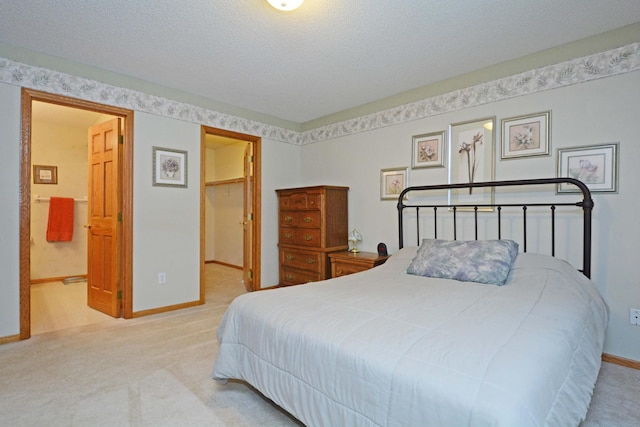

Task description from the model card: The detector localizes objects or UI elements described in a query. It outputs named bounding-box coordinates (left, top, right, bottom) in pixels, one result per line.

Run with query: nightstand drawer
left=331, top=261, right=370, bottom=277
left=329, top=251, right=389, bottom=278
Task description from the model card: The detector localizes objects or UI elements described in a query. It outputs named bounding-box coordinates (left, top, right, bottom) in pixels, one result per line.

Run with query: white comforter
left=212, top=249, right=608, bottom=427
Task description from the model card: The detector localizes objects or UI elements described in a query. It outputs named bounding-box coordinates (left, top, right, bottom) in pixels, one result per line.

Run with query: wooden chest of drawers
left=276, top=185, right=348, bottom=286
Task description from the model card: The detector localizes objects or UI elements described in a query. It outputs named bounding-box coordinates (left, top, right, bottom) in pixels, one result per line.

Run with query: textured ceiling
left=1, top=1, right=639, bottom=124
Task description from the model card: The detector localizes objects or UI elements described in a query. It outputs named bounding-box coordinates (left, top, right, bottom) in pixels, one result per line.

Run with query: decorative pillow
left=406, top=239, right=519, bottom=285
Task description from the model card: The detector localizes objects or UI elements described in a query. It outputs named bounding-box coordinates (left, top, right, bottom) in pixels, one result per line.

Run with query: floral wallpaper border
left=1, top=42, right=638, bottom=146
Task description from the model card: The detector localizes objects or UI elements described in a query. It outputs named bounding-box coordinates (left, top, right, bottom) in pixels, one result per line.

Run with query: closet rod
left=33, top=195, right=88, bottom=203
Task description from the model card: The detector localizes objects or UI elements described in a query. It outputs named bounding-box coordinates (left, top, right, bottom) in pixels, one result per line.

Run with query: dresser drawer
left=280, top=228, right=321, bottom=247
left=279, top=192, right=322, bottom=210
left=279, top=211, right=321, bottom=228
left=281, top=248, right=323, bottom=273
left=280, top=266, right=322, bottom=286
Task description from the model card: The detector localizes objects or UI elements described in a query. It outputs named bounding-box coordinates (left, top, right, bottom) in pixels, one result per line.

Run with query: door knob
left=83, top=224, right=92, bottom=229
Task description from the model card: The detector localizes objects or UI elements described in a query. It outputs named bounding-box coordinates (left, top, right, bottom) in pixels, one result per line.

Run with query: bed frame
left=397, top=177, right=594, bottom=278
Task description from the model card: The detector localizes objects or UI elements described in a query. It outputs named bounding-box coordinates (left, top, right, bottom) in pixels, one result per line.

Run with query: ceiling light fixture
left=266, top=0, right=304, bottom=11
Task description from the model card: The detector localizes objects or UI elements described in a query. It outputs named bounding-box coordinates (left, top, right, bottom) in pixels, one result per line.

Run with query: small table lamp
left=348, top=229, right=362, bottom=253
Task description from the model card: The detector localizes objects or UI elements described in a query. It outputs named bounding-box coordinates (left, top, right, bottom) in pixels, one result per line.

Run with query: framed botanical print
left=411, top=131, right=446, bottom=169
left=557, top=143, right=619, bottom=193
left=501, top=111, right=551, bottom=159
left=380, top=167, right=408, bottom=200
left=152, top=146, right=188, bottom=188
left=448, top=117, right=495, bottom=208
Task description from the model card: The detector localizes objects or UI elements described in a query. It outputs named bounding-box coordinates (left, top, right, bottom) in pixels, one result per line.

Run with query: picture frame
left=33, top=165, right=58, bottom=184
left=448, top=117, right=495, bottom=209
left=557, top=143, right=619, bottom=193
left=152, top=146, right=188, bottom=188
left=380, top=167, right=408, bottom=200
left=501, top=111, right=551, bottom=159
left=411, top=131, right=446, bottom=169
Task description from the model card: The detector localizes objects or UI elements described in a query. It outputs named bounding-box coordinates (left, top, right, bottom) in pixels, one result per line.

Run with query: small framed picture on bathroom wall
left=33, top=165, right=58, bottom=184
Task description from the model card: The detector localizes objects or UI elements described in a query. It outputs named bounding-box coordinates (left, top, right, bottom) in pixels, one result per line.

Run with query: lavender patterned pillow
left=406, top=239, right=519, bottom=285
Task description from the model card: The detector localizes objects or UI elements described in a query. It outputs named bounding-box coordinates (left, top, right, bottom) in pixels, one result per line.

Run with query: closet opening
left=201, top=126, right=261, bottom=297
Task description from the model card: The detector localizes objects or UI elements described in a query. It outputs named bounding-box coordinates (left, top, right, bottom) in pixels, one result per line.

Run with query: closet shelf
left=205, top=178, right=244, bottom=186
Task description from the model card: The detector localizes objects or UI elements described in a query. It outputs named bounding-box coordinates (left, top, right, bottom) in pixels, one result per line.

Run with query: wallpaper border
left=1, top=42, right=638, bottom=146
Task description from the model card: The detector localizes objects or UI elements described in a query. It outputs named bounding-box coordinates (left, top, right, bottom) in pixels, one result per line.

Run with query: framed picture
left=411, top=131, right=446, bottom=169
left=501, top=111, right=551, bottom=159
left=33, top=165, right=58, bottom=184
left=153, top=147, right=188, bottom=188
left=557, top=143, right=619, bottom=193
left=448, top=117, right=495, bottom=209
left=380, top=167, right=408, bottom=200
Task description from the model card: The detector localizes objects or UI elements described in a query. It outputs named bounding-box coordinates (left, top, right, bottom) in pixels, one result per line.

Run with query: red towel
left=46, top=197, right=74, bottom=242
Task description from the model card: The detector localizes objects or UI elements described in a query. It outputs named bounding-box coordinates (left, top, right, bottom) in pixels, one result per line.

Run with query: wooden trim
left=131, top=300, right=203, bottom=318
left=200, top=128, right=206, bottom=305
left=205, top=260, right=243, bottom=270
left=0, top=334, right=21, bottom=345
left=20, top=88, right=135, bottom=339
left=205, top=178, right=244, bottom=186
left=31, top=274, right=87, bottom=285
left=603, top=353, right=640, bottom=370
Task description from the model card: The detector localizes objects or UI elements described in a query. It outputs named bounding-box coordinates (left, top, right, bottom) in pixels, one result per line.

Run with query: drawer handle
left=304, top=235, right=313, bottom=241
left=306, top=258, right=315, bottom=264
left=286, top=274, right=295, bottom=280
left=337, top=270, right=344, bottom=275
left=286, top=255, right=295, bottom=261
left=303, top=217, right=312, bottom=223
left=285, top=233, right=293, bottom=239
left=284, top=216, right=293, bottom=223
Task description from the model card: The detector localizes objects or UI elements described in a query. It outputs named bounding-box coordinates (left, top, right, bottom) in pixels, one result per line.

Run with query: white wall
left=0, top=82, right=21, bottom=337
left=132, top=112, right=202, bottom=311
left=300, top=71, right=640, bottom=361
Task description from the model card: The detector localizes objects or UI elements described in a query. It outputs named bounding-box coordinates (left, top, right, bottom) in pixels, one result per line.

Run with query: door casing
left=19, top=88, right=134, bottom=339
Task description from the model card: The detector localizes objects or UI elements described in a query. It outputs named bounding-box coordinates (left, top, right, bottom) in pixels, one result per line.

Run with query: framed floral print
left=380, top=167, right=408, bottom=200
left=153, top=146, right=188, bottom=188
left=448, top=117, right=495, bottom=209
left=557, top=143, right=619, bottom=193
left=501, top=111, right=551, bottom=159
left=411, top=131, right=446, bottom=169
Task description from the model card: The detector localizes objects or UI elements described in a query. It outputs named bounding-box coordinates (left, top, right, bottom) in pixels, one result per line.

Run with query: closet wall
left=204, top=138, right=246, bottom=267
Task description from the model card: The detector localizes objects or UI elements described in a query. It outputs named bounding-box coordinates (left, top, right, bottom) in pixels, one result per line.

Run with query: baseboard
left=0, top=334, right=21, bottom=345
left=602, top=353, right=640, bottom=370
left=205, top=259, right=242, bottom=270
left=131, top=299, right=203, bottom=318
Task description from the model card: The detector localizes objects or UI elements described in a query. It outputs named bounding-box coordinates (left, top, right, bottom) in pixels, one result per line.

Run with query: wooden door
left=242, top=143, right=254, bottom=292
left=87, top=118, right=122, bottom=317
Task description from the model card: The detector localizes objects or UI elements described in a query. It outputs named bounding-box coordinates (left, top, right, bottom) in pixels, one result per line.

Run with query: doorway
left=201, top=126, right=261, bottom=295
left=20, top=89, right=134, bottom=340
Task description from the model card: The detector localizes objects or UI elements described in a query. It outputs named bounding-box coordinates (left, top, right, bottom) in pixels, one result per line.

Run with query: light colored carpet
left=1, top=265, right=638, bottom=426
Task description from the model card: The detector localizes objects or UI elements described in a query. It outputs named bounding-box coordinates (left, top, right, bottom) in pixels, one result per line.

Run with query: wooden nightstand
left=329, top=251, right=390, bottom=278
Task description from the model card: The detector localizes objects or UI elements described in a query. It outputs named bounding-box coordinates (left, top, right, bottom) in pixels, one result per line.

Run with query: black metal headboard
left=397, top=178, right=594, bottom=278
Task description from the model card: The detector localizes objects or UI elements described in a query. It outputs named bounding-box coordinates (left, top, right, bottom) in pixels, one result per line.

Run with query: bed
left=212, top=178, right=608, bottom=427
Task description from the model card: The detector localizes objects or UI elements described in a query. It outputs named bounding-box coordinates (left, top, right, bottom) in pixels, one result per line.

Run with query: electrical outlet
left=630, top=309, right=640, bottom=326
left=158, top=272, right=167, bottom=284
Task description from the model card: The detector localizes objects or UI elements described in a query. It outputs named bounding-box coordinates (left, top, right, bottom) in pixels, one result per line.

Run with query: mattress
left=212, top=248, right=608, bottom=426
